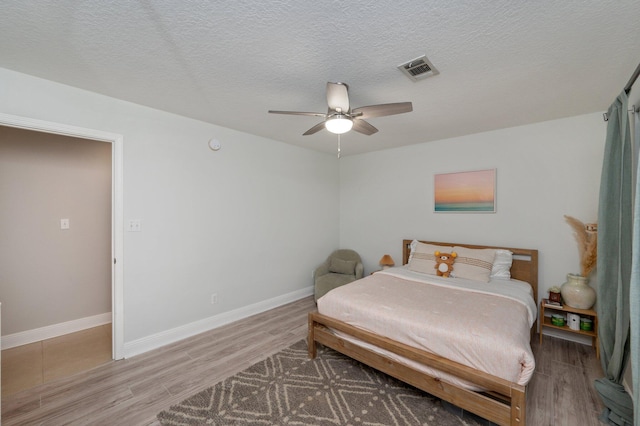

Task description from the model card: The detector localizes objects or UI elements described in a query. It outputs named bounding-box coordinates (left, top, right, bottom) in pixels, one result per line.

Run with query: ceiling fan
left=268, top=82, right=413, bottom=136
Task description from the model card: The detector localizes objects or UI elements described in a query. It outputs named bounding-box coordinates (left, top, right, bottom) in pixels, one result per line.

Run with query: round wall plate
left=208, top=138, right=222, bottom=151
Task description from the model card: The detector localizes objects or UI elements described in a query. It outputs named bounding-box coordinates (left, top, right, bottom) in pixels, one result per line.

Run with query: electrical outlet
left=211, top=293, right=218, bottom=305
left=127, top=219, right=141, bottom=232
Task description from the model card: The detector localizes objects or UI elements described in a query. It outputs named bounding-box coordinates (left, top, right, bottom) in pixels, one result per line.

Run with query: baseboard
left=1, top=312, right=112, bottom=350
left=123, top=286, right=314, bottom=358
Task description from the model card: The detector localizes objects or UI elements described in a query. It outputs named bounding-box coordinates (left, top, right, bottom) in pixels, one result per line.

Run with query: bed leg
left=511, top=388, right=526, bottom=425
left=308, top=313, right=317, bottom=359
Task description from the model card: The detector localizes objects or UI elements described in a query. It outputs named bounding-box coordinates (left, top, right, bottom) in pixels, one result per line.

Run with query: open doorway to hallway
left=0, top=122, right=120, bottom=394
left=0, top=113, right=124, bottom=360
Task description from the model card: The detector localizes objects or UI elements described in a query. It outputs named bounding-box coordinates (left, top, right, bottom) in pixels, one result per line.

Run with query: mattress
left=316, top=267, right=537, bottom=388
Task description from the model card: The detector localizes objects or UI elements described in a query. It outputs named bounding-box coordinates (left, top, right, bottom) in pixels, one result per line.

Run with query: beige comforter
left=316, top=267, right=537, bottom=388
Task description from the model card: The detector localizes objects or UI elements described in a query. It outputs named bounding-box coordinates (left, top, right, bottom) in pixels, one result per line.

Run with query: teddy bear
left=434, top=251, right=457, bottom=277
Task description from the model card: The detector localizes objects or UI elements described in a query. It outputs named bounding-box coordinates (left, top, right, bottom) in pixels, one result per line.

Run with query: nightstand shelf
left=539, top=300, right=599, bottom=359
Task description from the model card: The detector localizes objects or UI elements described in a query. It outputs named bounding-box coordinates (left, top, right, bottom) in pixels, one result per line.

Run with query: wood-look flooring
left=2, top=296, right=605, bottom=425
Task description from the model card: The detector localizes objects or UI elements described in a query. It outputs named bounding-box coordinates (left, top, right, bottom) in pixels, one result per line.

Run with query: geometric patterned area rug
left=157, top=340, right=480, bottom=425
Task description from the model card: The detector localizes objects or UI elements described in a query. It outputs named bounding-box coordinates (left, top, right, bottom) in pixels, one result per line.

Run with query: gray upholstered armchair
left=314, top=249, right=364, bottom=302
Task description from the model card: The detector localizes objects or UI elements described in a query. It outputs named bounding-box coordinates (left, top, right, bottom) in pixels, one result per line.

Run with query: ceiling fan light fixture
left=325, top=115, right=353, bottom=134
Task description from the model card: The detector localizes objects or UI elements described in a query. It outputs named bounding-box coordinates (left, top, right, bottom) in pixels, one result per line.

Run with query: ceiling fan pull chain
left=337, top=134, right=341, bottom=159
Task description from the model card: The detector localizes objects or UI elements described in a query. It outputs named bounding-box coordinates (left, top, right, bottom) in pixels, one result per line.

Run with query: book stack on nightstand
left=539, top=299, right=599, bottom=359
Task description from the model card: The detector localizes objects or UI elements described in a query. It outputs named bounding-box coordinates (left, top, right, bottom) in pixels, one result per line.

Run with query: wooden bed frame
left=308, top=240, right=538, bottom=426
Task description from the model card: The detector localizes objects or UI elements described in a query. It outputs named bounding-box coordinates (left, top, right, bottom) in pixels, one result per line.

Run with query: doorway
left=0, top=112, right=124, bottom=360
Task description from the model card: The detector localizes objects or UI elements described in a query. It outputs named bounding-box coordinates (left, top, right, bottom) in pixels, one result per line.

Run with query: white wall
left=339, top=112, right=606, bottom=305
left=0, top=67, right=340, bottom=344
left=0, top=127, right=112, bottom=335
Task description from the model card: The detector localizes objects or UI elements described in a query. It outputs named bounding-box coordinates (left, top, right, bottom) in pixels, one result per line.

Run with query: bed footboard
left=308, top=311, right=526, bottom=426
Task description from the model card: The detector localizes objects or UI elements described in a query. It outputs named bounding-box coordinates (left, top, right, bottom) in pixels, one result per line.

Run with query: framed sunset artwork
left=434, top=169, right=496, bottom=213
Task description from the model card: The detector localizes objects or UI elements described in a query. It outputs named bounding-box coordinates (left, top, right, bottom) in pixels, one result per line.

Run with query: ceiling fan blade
left=351, top=102, right=413, bottom=119
left=268, top=110, right=327, bottom=118
left=326, top=82, right=350, bottom=112
left=302, top=121, right=328, bottom=136
left=352, top=119, right=378, bottom=135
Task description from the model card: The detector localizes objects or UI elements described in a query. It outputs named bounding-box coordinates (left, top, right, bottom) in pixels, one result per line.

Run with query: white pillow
left=491, top=249, right=513, bottom=279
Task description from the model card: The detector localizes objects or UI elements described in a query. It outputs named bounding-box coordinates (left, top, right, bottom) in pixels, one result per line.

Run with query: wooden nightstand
left=539, top=300, right=599, bottom=359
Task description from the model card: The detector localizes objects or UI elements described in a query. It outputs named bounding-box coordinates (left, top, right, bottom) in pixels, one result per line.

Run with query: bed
left=308, top=240, right=538, bottom=426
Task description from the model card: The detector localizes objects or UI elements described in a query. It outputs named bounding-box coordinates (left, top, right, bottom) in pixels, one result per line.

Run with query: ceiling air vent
left=397, top=55, right=439, bottom=82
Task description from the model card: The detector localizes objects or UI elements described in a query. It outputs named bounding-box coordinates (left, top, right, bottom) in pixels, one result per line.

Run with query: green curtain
left=631, top=106, right=640, bottom=426
left=595, top=91, right=634, bottom=425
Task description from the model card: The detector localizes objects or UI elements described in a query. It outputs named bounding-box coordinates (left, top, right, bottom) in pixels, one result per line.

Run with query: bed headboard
left=402, top=239, right=539, bottom=304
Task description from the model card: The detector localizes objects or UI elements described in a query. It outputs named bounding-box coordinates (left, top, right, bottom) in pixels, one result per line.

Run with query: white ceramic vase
left=560, top=273, right=596, bottom=309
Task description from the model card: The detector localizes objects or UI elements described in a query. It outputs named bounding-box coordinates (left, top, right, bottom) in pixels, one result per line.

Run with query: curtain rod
left=624, top=61, right=640, bottom=94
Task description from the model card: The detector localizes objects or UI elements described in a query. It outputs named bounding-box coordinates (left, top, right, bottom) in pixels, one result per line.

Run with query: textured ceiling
left=1, top=1, right=639, bottom=156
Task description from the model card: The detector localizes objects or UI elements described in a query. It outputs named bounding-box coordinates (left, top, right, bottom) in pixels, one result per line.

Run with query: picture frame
left=434, top=169, right=496, bottom=213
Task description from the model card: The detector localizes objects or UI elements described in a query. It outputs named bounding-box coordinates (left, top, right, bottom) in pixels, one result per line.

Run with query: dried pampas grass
left=564, top=215, right=598, bottom=277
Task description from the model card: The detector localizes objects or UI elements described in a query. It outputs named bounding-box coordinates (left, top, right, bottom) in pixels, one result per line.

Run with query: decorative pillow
left=329, top=258, right=356, bottom=275
left=491, top=249, right=513, bottom=279
left=408, top=241, right=453, bottom=275
left=451, top=246, right=496, bottom=282
left=409, top=239, right=448, bottom=261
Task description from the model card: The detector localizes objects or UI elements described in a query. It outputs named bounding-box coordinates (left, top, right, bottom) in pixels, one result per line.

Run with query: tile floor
left=2, top=324, right=112, bottom=396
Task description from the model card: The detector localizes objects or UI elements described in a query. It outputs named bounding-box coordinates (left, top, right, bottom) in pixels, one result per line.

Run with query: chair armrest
left=314, top=261, right=330, bottom=279
left=355, top=262, right=364, bottom=279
